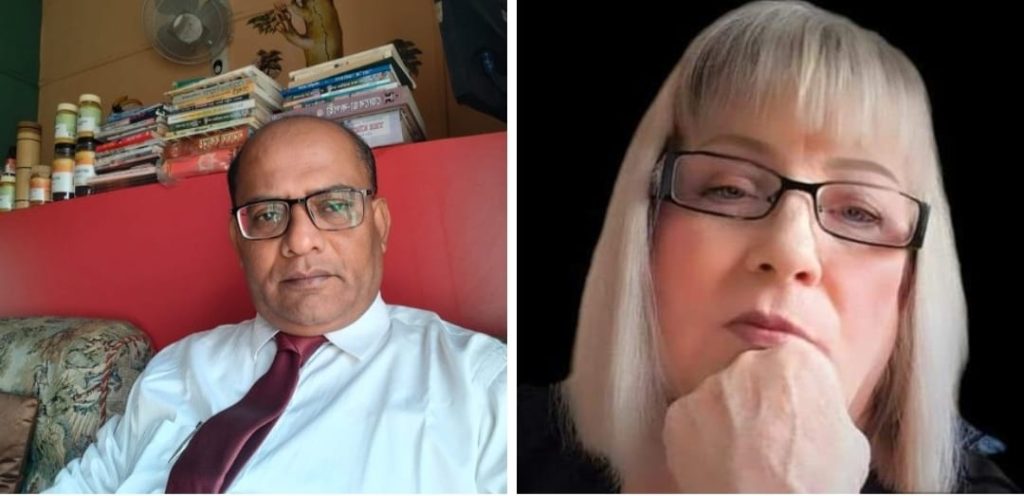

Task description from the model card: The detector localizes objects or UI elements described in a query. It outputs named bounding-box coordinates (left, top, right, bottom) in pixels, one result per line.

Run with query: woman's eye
left=831, top=205, right=882, bottom=226
left=703, top=185, right=749, bottom=200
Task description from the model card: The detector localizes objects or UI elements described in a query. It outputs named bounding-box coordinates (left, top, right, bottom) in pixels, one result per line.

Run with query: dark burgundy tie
left=165, top=332, right=327, bottom=493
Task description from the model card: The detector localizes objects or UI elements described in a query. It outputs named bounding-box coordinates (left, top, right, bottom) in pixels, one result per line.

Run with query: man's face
left=231, top=120, right=390, bottom=336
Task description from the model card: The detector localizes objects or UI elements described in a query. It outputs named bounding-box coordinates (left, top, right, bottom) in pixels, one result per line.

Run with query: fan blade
left=156, top=22, right=205, bottom=63
left=155, top=0, right=199, bottom=16
left=197, top=0, right=230, bottom=27
left=197, top=0, right=232, bottom=51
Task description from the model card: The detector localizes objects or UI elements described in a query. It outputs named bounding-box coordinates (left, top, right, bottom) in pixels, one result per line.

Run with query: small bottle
left=15, top=121, right=41, bottom=167
left=74, top=137, right=97, bottom=197
left=4, top=146, right=15, bottom=176
left=15, top=121, right=41, bottom=209
left=55, top=103, right=79, bottom=144
left=52, top=143, right=75, bottom=201
left=0, top=172, right=14, bottom=212
left=77, top=94, right=102, bottom=138
left=29, top=175, right=50, bottom=206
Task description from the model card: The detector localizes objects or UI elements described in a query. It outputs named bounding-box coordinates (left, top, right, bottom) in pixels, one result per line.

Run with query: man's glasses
left=233, top=188, right=375, bottom=240
left=652, top=151, right=929, bottom=249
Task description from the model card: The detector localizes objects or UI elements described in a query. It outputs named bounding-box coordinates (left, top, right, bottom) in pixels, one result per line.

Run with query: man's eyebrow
left=239, top=184, right=363, bottom=205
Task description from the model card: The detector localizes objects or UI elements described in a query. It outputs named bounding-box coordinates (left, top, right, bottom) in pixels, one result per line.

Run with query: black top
left=519, top=385, right=1020, bottom=493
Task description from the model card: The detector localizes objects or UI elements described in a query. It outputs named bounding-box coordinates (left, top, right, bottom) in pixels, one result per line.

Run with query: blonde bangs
left=674, top=0, right=934, bottom=188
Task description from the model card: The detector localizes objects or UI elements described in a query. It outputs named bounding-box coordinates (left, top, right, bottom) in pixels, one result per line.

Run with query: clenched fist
left=663, top=339, right=871, bottom=492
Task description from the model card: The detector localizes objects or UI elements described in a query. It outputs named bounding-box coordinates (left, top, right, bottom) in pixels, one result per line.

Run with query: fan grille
left=144, top=0, right=232, bottom=65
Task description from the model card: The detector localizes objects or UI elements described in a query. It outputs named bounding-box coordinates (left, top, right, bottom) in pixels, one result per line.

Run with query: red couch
left=0, top=132, right=506, bottom=349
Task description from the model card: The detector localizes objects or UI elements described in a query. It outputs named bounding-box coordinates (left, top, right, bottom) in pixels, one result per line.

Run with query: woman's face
left=653, top=103, right=912, bottom=424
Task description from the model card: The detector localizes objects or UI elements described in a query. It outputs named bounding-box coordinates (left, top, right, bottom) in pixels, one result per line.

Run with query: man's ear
left=372, top=197, right=390, bottom=253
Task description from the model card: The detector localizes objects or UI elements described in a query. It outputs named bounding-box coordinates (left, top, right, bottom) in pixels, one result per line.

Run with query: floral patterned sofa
left=0, top=317, right=152, bottom=492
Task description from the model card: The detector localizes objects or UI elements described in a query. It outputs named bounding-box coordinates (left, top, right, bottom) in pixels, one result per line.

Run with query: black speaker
left=438, top=0, right=506, bottom=121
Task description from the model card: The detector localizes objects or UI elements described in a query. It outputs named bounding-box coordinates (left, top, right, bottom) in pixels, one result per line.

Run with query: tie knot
left=275, top=333, right=327, bottom=364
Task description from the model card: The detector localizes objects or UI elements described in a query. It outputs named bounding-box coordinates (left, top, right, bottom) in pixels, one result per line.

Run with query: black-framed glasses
left=232, top=187, right=376, bottom=240
left=651, top=151, right=930, bottom=249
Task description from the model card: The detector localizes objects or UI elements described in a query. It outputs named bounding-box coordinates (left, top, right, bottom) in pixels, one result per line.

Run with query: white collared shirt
left=47, top=294, right=507, bottom=493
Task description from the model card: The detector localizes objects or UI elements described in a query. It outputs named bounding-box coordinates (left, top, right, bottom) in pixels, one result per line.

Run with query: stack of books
left=89, top=103, right=167, bottom=194
left=161, top=65, right=282, bottom=180
left=275, top=43, right=426, bottom=148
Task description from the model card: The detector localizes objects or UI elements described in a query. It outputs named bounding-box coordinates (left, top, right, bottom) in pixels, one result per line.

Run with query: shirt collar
left=252, top=293, right=390, bottom=361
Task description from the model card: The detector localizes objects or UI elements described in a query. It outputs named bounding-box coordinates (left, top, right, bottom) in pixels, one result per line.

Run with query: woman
left=520, top=1, right=1017, bottom=492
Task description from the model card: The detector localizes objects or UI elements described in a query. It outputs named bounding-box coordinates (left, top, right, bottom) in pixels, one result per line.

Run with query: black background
left=518, top=1, right=1024, bottom=484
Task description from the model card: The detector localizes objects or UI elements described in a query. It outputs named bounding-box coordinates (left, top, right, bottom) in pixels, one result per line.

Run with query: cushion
left=0, top=392, right=39, bottom=493
left=0, top=317, right=153, bottom=492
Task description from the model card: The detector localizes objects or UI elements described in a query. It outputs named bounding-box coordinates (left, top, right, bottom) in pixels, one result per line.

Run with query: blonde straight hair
left=563, top=1, right=968, bottom=492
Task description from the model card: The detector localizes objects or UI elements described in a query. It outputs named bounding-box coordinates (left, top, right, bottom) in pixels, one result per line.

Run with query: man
left=47, top=116, right=507, bottom=492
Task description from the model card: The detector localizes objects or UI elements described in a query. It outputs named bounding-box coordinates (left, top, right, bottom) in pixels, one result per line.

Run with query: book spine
left=95, top=154, right=162, bottom=173
left=281, top=62, right=390, bottom=98
left=101, top=124, right=168, bottom=143
left=166, top=94, right=249, bottom=114
left=105, top=107, right=164, bottom=128
left=96, top=144, right=164, bottom=166
left=94, top=166, right=159, bottom=182
left=164, top=126, right=252, bottom=159
left=164, top=117, right=260, bottom=141
left=341, top=109, right=404, bottom=147
left=170, top=79, right=256, bottom=107
left=95, top=130, right=161, bottom=153
left=164, top=147, right=239, bottom=180
left=106, top=103, right=165, bottom=123
left=97, top=139, right=163, bottom=160
left=277, top=86, right=408, bottom=120
left=96, top=117, right=161, bottom=140
left=286, top=80, right=400, bottom=109
left=289, top=44, right=395, bottom=82
left=291, top=52, right=415, bottom=89
left=169, top=108, right=264, bottom=132
left=284, top=69, right=395, bottom=103
left=168, top=99, right=258, bottom=125
left=166, top=65, right=280, bottom=98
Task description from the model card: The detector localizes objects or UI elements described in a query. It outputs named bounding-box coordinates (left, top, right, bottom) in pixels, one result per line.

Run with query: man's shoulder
left=385, top=303, right=506, bottom=386
left=125, top=318, right=258, bottom=408
left=146, top=318, right=257, bottom=367
left=384, top=303, right=504, bottom=347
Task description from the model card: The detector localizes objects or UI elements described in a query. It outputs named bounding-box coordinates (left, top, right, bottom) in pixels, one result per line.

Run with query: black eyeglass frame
left=231, top=187, right=377, bottom=240
left=650, top=150, right=930, bottom=249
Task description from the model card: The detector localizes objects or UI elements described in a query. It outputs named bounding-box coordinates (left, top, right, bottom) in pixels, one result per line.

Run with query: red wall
left=0, top=133, right=506, bottom=349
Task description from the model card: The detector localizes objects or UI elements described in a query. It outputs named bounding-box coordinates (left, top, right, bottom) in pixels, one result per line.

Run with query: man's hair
left=563, top=1, right=967, bottom=492
left=227, top=116, right=378, bottom=207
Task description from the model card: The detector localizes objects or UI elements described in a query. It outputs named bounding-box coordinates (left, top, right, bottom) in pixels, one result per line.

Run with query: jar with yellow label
left=52, top=143, right=75, bottom=201
left=77, top=94, right=102, bottom=138
left=55, top=103, right=78, bottom=144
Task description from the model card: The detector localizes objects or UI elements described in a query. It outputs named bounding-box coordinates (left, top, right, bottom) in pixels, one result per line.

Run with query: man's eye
left=321, top=200, right=352, bottom=214
left=254, top=210, right=282, bottom=223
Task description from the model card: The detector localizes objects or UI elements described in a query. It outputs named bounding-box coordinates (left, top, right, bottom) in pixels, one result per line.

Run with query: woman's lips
left=726, top=311, right=825, bottom=354
left=728, top=322, right=803, bottom=348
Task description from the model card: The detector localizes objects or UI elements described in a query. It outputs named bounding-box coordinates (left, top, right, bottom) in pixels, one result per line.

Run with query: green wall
left=0, top=0, right=41, bottom=160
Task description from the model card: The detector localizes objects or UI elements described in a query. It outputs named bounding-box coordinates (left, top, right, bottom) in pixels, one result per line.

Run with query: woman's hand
left=662, top=339, right=871, bottom=492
